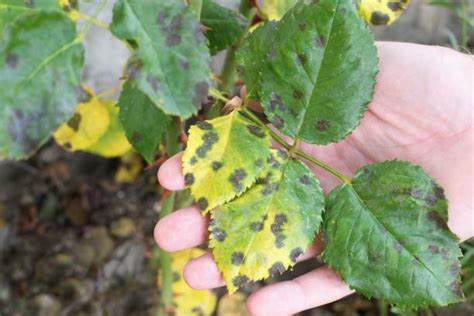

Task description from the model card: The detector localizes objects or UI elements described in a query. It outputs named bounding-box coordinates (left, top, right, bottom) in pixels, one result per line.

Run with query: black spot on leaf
left=433, top=183, right=446, bottom=200
left=231, top=252, right=245, bottom=266
left=275, top=235, right=286, bottom=248
left=388, top=2, right=403, bottom=11
left=172, top=271, right=180, bottom=282
left=315, top=34, right=325, bottom=47
left=197, top=197, right=208, bottom=210
left=232, top=275, right=249, bottom=287
left=450, top=262, right=460, bottom=276
left=277, top=149, right=288, bottom=159
left=180, top=59, right=190, bottom=70
left=425, top=194, right=437, bottom=207
left=427, top=211, right=447, bottom=229
left=290, top=248, right=304, bottom=263
left=67, top=113, right=81, bottom=132
left=269, top=94, right=286, bottom=112
left=211, top=227, right=226, bottom=241
left=196, top=121, right=213, bottom=130
left=211, top=161, right=222, bottom=171
left=271, top=115, right=284, bottom=129
left=298, top=23, right=306, bottom=31
left=228, top=168, right=247, bottom=192
left=24, top=0, right=34, bottom=8
left=190, top=156, right=198, bottom=165
left=428, top=244, right=440, bottom=254
left=297, top=53, right=307, bottom=65
left=147, top=75, right=161, bottom=92
left=393, top=241, right=402, bottom=252
left=250, top=222, right=264, bottom=231
left=315, top=119, right=330, bottom=131
left=450, top=281, right=464, bottom=298
left=131, top=131, right=142, bottom=143
left=262, top=183, right=278, bottom=196
left=293, top=90, right=304, bottom=100
left=6, top=53, right=18, bottom=68
left=255, top=159, right=263, bottom=167
left=370, top=11, right=390, bottom=25
left=191, top=306, right=204, bottom=316
left=246, top=125, right=266, bottom=138
left=184, top=173, right=195, bottom=186
left=299, top=175, right=310, bottom=185
left=126, top=59, right=144, bottom=80
left=269, top=262, right=285, bottom=276
left=275, top=214, right=288, bottom=225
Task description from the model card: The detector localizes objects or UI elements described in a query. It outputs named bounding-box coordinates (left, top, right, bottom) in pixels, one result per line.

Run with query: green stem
left=189, top=0, right=203, bottom=19
left=77, top=12, right=110, bottom=31
left=460, top=0, right=468, bottom=48
left=294, top=149, right=351, bottom=184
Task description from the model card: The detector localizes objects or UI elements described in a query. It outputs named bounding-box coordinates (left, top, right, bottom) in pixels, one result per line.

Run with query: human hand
left=154, top=42, right=474, bottom=315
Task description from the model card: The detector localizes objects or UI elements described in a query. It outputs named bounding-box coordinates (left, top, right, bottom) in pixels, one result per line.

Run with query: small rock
left=110, top=217, right=136, bottom=238
left=87, top=227, right=115, bottom=265
left=102, top=239, right=146, bottom=285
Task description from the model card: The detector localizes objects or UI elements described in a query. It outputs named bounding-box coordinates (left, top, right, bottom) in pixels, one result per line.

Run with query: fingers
left=183, top=240, right=323, bottom=290
left=157, top=152, right=185, bottom=191
left=247, top=267, right=353, bottom=316
left=154, top=206, right=208, bottom=252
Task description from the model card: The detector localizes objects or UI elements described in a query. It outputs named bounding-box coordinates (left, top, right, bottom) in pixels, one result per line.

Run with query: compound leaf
left=323, top=160, right=464, bottom=307
left=210, top=150, right=324, bottom=293
left=111, top=0, right=211, bottom=119
left=0, top=10, right=84, bottom=159
left=237, top=0, right=378, bottom=145
left=118, top=81, right=170, bottom=163
left=259, top=0, right=298, bottom=20
left=182, top=110, right=271, bottom=213
left=358, top=0, right=411, bottom=26
left=201, top=0, right=247, bottom=55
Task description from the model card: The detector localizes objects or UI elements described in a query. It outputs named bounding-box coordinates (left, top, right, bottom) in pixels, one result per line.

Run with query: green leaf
left=182, top=110, right=271, bottom=213
left=0, top=11, right=84, bottom=159
left=323, top=160, right=464, bottom=307
left=259, top=0, right=298, bottom=20
left=111, top=0, right=212, bottom=119
left=201, top=0, right=247, bottom=55
left=118, top=81, right=170, bottom=163
left=237, top=0, right=378, bottom=144
left=210, top=150, right=324, bottom=293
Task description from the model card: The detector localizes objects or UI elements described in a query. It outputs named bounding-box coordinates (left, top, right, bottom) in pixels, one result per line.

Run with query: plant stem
left=189, top=0, right=203, bottom=19
left=294, top=149, right=351, bottom=184
left=77, top=12, right=109, bottom=31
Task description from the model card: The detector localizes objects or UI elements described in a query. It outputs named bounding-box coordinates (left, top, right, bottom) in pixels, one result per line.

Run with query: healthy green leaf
left=237, top=0, right=378, bottom=145
left=323, top=160, right=464, bottom=307
left=182, top=110, right=271, bottom=213
left=201, top=0, right=247, bottom=55
left=118, top=81, right=170, bottom=163
left=0, top=11, right=84, bottom=159
left=210, top=150, right=324, bottom=293
left=111, top=0, right=211, bottom=119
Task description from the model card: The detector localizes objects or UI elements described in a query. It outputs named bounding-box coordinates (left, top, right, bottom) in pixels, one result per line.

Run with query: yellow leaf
left=182, top=110, right=271, bottom=213
left=358, top=0, right=411, bottom=26
left=157, top=248, right=217, bottom=316
left=217, top=292, right=249, bottom=316
left=259, top=0, right=298, bottom=21
left=53, top=89, right=109, bottom=151
left=58, top=0, right=80, bottom=21
left=115, top=152, right=143, bottom=184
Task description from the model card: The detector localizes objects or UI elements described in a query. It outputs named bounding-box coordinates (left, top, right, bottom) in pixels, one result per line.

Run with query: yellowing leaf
left=210, top=150, right=325, bottom=293
left=358, top=0, right=410, bottom=26
left=157, top=248, right=217, bottom=316
left=115, top=152, right=143, bottom=184
left=182, top=110, right=271, bottom=213
left=57, top=0, right=79, bottom=21
left=86, top=100, right=132, bottom=158
left=259, top=0, right=298, bottom=21
left=53, top=90, right=109, bottom=151
left=217, top=292, right=249, bottom=316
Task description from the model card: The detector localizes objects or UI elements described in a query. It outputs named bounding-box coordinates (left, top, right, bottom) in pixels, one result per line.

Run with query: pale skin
left=154, top=42, right=474, bottom=315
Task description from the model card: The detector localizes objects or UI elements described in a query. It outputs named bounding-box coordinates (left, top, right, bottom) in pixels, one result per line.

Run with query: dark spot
left=180, top=59, right=190, bottom=70
left=450, top=280, right=464, bottom=298
left=126, top=59, right=144, bottom=80
left=441, top=248, right=449, bottom=261
left=433, top=183, right=446, bottom=200
left=293, top=90, right=304, bottom=100
left=290, top=248, right=304, bottom=263
left=450, top=262, right=460, bottom=276
left=228, top=168, right=247, bottom=192
left=393, top=241, right=402, bottom=252
left=298, top=23, right=306, bottom=31
left=255, top=159, right=263, bottom=167
left=299, top=175, right=310, bottom=185
left=271, top=115, right=284, bottom=129
left=131, top=131, right=142, bottom=143
left=370, top=11, right=390, bottom=26
left=275, top=235, right=286, bottom=248
left=277, top=149, right=288, bottom=159
left=250, top=222, right=264, bottom=231
left=297, top=53, right=307, bottom=65
left=409, top=187, right=424, bottom=199
left=6, top=53, right=18, bottom=68
left=269, top=94, right=286, bottom=112
left=262, top=183, right=278, bottom=196
left=77, top=87, right=93, bottom=103
left=191, top=306, right=204, bottom=316
left=196, top=121, right=213, bottom=130
left=67, top=113, right=81, bottom=132
left=190, top=156, right=198, bottom=165
left=269, top=262, right=285, bottom=276
left=211, top=161, right=222, bottom=171
left=232, top=275, right=249, bottom=287
left=425, top=194, right=437, bottom=207
left=388, top=2, right=403, bottom=11
left=339, top=7, right=347, bottom=15
left=184, top=173, right=195, bottom=186
left=194, top=23, right=205, bottom=44
left=196, top=131, right=219, bottom=158
left=231, top=252, right=245, bottom=266
left=211, top=227, right=226, bottom=242
left=192, top=81, right=209, bottom=107
left=255, top=177, right=267, bottom=185
left=147, top=75, right=161, bottom=92
left=24, top=0, right=34, bottom=8
left=275, top=214, right=288, bottom=225
left=315, top=34, right=325, bottom=47
left=246, top=125, right=266, bottom=138
left=167, top=17, right=183, bottom=46
left=315, top=119, right=330, bottom=131
left=267, top=153, right=281, bottom=168
left=63, top=142, right=72, bottom=150
left=172, top=272, right=180, bottom=282
left=236, top=65, right=245, bottom=76
left=197, top=197, right=208, bottom=210
left=428, top=244, right=440, bottom=254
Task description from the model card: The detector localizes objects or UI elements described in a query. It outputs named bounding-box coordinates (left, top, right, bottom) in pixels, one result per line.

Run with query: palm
left=154, top=42, right=473, bottom=315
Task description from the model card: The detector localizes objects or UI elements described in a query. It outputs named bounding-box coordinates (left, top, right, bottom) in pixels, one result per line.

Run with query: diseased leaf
left=201, top=0, right=247, bottom=55
left=157, top=248, right=217, bottom=316
left=358, top=0, right=411, bottom=26
left=54, top=88, right=109, bottom=151
left=182, top=110, right=271, bottom=213
left=323, top=160, right=464, bottom=307
left=237, top=0, right=378, bottom=145
left=0, top=11, right=84, bottom=159
left=259, top=0, right=298, bottom=20
left=118, top=81, right=170, bottom=163
left=111, top=0, right=211, bottom=119
left=210, top=150, right=324, bottom=293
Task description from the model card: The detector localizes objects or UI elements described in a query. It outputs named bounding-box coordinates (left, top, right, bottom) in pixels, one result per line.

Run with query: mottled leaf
left=259, top=0, right=298, bottom=20
left=323, top=160, right=463, bottom=307
left=201, top=0, right=247, bottom=55
left=157, top=248, right=217, bottom=316
left=0, top=11, right=84, bottom=159
left=118, top=81, right=170, bottom=163
left=238, top=0, right=378, bottom=144
left=210, top=150, right=324, bottom=293
left=111, top=0, right=211, bottom=119
left=359, top=0, right=411, bottom=26
left=182, top=110, right=271, bottom=213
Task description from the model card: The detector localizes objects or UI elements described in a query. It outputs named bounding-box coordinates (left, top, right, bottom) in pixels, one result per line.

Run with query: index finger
left=157, top=152, right=185, bottom=191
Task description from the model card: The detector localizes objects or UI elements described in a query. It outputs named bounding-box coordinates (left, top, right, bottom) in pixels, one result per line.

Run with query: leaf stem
left=294, top=149, right=351, bottom=184
left=77, top=12, right=110, bottom=31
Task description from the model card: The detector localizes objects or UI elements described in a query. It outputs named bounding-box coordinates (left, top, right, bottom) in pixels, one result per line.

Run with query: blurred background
left=0, top=0, right=472, bottom=315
